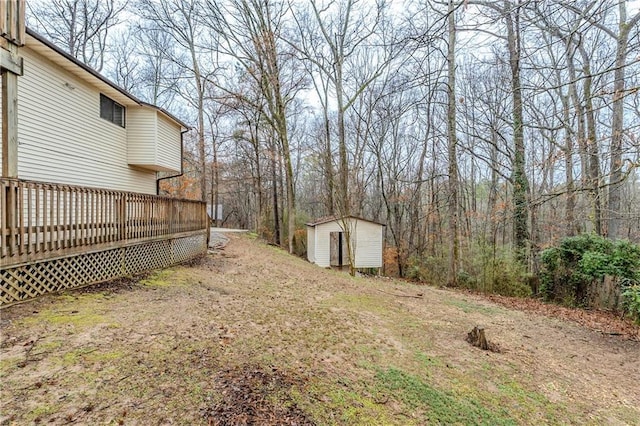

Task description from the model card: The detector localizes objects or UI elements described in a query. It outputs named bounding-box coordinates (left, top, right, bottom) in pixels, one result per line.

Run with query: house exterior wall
left=156, top=113, right=181, bottom=172
left=127, top=109, right=181, bottom=173
left=307, top=225, right=316, bottom=263
left=309, top=218, right=383, bottom=268
left=127, top=107, right=157, bottom=168
left=353, top=220, right=384, bottom=268
left=312, top=220, right=345, bottom=267
left=0, top=45, right=160, bottom=194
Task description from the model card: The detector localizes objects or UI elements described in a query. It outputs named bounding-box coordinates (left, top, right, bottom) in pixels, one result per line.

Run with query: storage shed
left=306, top=216, right=385, bottom=269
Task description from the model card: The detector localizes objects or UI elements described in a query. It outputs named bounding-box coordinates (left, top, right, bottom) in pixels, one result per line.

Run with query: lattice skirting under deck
left=0, top=234, right=207, bottom=306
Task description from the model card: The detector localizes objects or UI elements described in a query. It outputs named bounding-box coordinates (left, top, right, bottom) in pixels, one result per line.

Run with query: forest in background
left=27, top=0, right=640, bottom=304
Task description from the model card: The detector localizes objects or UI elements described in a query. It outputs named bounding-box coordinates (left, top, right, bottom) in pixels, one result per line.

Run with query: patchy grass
left=444, top=298, right=502, bottom=315
left=0, top=356, right=23, bottom=376
left=25, top=404, right=59, bottom=423
left=1, top=234, right=638, bottom=424
left=316, top=386, right=393, bottom=425
left=374, top=367, right=515, bottom=425
left=139, top=269, right=176, bottom=287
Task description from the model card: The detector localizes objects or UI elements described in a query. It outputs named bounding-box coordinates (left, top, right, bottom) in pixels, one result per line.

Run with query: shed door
left=330, top=231, right=344, bottom=266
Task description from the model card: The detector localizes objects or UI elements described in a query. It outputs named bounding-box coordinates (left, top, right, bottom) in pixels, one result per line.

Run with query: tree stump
left=466, top=326, right=489, bottom=350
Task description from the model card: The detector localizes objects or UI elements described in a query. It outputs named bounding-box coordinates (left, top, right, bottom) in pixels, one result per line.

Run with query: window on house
left=100, top=94, right=125, bottom=127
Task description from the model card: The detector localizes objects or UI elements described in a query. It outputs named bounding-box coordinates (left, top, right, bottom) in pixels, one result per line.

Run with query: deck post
left=1, top=61, right=19, bottom=178
left=1, top=0, right=24, bottom=179
left=119, top=193, right=128, bottom=241
left=1, top=0, right=25, bottom=255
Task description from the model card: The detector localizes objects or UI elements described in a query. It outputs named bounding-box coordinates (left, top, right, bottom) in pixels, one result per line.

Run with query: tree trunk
left=505, top=0, right=530, bottom=263
left=562, top=41, right=581, bottom=236
left=564, top=104, right=576, bottom=237
left=324, top=112, right=335, bottom=216
left=271, top=141, right=281, bottom=246
left=607, top=2, right=634, bottom=239
left=488, top=129, right=499, bottom=251
left=580, top=45, right=602, bottom=235
left=446, top=0, right=459, bottom=286
left=252, top=123, right=263, bottom=234
left=566, top=42, right=588, bottom=189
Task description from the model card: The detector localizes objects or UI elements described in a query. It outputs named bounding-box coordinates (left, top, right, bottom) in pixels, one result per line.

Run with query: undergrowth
left=406, top=242, right=532, bottom=298
left=541, top=234, right=640, bottom=322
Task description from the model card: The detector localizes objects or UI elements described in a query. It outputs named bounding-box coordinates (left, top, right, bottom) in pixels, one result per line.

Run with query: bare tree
left=466, top=0, right=531, bottom=263
left=289, top=0, right=393, bottom=274
left=27, top=0, right=126, bottom=72
left=109, top=29, right=140, bottom=92
left=134, top=20, right=182, bottom=108
left=446, top=0, right=460, bottom=285
left=594, top=1, right=640, bottom=239
left=137, top=0, right=218, bottom=202
left=202, top=0, right=305, bottom=253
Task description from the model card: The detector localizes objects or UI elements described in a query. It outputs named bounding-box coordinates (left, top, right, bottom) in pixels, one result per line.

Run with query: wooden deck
left=1, top=178, right=208, bottom=268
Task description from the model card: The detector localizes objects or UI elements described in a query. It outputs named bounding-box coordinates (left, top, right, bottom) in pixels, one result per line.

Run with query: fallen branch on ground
left=376, top=289, right=424, bottom=299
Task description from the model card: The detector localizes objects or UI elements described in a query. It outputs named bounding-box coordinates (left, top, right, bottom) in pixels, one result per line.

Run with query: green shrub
left=610, top=240, right=640, bottom=279
left=407, top=244, right=532, bottom=298
left=458, top=241, right=532, bottom=297
left=406, top=255, right=447, bottom=285
left=622, top=284, right=640, bottom=324
left=456, top=270, right=477, bottom=290
left=488, top=258, right=532, bottom=298
left=540, top=234, right=640, bottom=316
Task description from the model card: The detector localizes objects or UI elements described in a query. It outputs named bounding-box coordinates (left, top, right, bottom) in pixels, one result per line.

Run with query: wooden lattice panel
left=125, top=240, right=172, bottom=274
left=173, top=235, right=206, bottom=263
left=0, top=234, right=207, bottom=305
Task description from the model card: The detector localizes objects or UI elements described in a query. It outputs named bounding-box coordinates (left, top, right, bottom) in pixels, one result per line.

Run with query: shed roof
left=306, top=215, right=386, bottom=227
left=25, top=28, right=190, bottom=130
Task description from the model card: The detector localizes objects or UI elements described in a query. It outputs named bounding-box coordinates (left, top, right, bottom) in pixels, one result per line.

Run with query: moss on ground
left=139, top=269, right=176, bottom=287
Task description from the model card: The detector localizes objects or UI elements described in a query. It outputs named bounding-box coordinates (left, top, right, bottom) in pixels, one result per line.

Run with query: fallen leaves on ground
left=202, top=365, right=315, bottom=426
left=484, top=293, right=640, bottom=341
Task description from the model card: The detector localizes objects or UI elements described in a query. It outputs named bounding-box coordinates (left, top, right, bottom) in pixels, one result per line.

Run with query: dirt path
left=1, top=235, right=639, bottom=425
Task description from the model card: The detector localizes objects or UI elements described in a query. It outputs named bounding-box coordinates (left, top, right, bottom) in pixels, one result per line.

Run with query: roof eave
left=139, top=101, right=190, bottom=131
left=26, top=28, right=140, bottom=105
left=307, top=215, right=386, bottom=227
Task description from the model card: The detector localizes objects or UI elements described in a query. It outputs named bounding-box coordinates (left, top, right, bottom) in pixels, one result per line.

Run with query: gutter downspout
left=156, top=128, right=188, bottom=195
left=155, top=128, right=210, bottom=246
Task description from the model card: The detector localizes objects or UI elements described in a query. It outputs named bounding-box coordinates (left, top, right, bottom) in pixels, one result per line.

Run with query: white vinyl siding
left=0, top=46, right=157, bottom=193
left=353, top=220, right=384, bottom=268
left=127, top=107, right=157, bottom=167
left=307, top=218, right=383, bottom=269
left=156, top=113, right=181, bottom=172
left=312, top=221, right=345, bottom=267
left=127, top=108, right=181, bottom=173
left=307, top=225, right=316, bottom=262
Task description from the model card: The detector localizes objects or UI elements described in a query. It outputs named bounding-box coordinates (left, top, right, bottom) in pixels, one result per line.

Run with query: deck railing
left=0, top=178, right=208, bottom=267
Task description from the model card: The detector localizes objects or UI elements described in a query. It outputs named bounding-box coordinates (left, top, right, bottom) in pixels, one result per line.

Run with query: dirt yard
left=1, top=234, right=639, bottom=425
